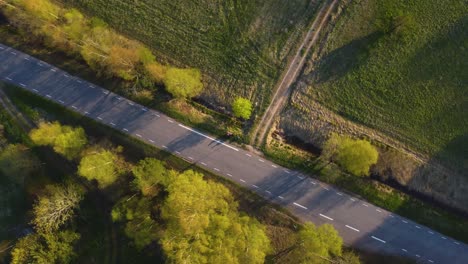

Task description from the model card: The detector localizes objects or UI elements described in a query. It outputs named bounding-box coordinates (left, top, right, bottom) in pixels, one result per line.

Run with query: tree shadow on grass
left=309, top=31, right=384, bottom=84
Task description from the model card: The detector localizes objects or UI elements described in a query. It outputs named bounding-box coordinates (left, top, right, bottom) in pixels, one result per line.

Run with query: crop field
left=293, top=0, right=467, bottom=171
left=59, top=0, right=320, bottom=113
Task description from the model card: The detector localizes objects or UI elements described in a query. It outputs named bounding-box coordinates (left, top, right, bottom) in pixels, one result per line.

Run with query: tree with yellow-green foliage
left=161, top=170, right=271, bottom=263
left=11, top=231, right=80, bottom=264
left=322, top=133, right=379, bottom=176
left=29, top=122, right=87, bottom=160
left=290, top=223, right=343, bottom=264
left=31, top=182, right=85, bottom=233
left=163, top=68, right=204, bottom=98
left=232, top=97, right=253, bottom=119
left=132, top=158, right=169, bottom=197
left=111, top=196, right=159, bottom=250
left=78, top=147, right=127, bottom=188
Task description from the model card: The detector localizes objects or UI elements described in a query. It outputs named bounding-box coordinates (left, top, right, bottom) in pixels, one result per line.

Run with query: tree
left=322, top=133, right=378, bottom=176
left=53, top=126, right=87, bottom=160
left=232, top=97, right=253, bottom=119
left=112, top=197, right=159, bottom=250
left=78, top=148, right=126, bottom=188
left=11, top=231, right=80, bottom=264
left=29, top=122, right=63, bottom=146
left=0, top=144, right=41, bottom=186
left=290, top=223, right=343, bottom=264
left=32, top=182, right=85, bottom=232
left=30, top=122, right=87, bottom=160
left=132, top=158, right=168, bottom=197
left=163, top=68, right=203, bottom=98
left=336, top=251, right=361, bottom=264
left=161, top=170, right=271, bottom=263
left=145, top=63, right=167, bottom=84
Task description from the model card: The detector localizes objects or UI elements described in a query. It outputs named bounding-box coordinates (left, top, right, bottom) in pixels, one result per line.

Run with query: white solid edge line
left=345, top=225, right=360, bottom=232
left=371, top=236, right=386, bottom=243
left=178, top=124, right=239, bottom=152
left=293, top=203, right=308, bottom=210
left=319, top=214, right=333, bottom=221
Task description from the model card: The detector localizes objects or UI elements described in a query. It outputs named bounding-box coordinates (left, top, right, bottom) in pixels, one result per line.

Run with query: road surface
left=1, top=43, right=467, bottom=264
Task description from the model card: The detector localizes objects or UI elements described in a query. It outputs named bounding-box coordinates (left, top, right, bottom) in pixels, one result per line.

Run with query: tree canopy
left=232, top=97, right=253, bottom=119
left=0, top=144, right=41, bottom=186
left=10, top=231, right=80, bottom=264
left=163, top=68, right=204, bottom=98
left=30, top=122, right=87, bottom=160
left=161, top=170, right=271, bottom=264
left=78, top=148, right=126, bottom=188
left=322, top=133, right=379, bottom=176
left=132, top=158, right=168, bottom=197
left=290, top=223, right=343, bottom=264
left=112, top=196, right=159, bottom=250
left=32, top=182, right=85, bottom=232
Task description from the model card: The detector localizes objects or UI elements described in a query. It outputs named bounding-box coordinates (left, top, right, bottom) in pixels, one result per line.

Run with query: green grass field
left=59, top=0, right=320, bottom=114
left=297, top=0, right=467, bottom=171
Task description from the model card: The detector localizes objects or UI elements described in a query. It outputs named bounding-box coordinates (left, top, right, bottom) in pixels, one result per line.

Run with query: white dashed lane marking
left=240, top=179, right=246, bottom=183
left=123, top=128, right=129, bottom=132
left=97, top=117, right=103, bottom=120
left=72, top=106, right=78, bottom=109
left=278, top=196, right=285, bottom=200
left=293, top=203, right=308, bottom=210
left=345, top=225, right=360, bottom=232
left=401, top=249, right=408, bottom=252
left=110, top=122, right=116, bottom=126
left=337, top=192, right=343, bottom=196
left=5, top=77, right=12, bottom=81
left=227, top=173, right=233, bottom=177
left=363, top=204, right=369, bottom=207
left=46, top=95, right=52, bottom=98
left=319, top=214, right=333, bottom=221
left=201, top=162, right=207, bottom=166
left=168, top=119, right=174, bottom=123
left=19, top=83, right=26, bottom=87
left=402, top=220, right=408, bottom=224
left=214, top=168, right=220, bottom=172
left=272, top=165, right=278, bottom=168
left=252, top=184, right=259, bottom=189
left=136, top=134, right=142, bottom=138
left=371, top=236, right=386, bottom=243
left=246, top=154, right=252, bottom=157
left=149, top=139, right=155, bottom=143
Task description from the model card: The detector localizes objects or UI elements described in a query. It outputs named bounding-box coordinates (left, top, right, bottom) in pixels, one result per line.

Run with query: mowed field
left=59, top=0, right=320, bottom=112
left=295, top=0, right=467, bottom=171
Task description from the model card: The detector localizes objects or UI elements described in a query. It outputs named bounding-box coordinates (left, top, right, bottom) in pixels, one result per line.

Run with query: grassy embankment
left=58, top=0, right=320, bottom=118
left=296, top=0, right=467, bottom=172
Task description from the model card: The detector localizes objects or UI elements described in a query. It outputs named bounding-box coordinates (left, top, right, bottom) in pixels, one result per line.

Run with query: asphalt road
left=1, top=43, right=467, bottom=264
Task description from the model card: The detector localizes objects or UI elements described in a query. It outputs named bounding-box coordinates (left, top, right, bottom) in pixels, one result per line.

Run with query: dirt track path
left=250, top=0, right=339, bottom=146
